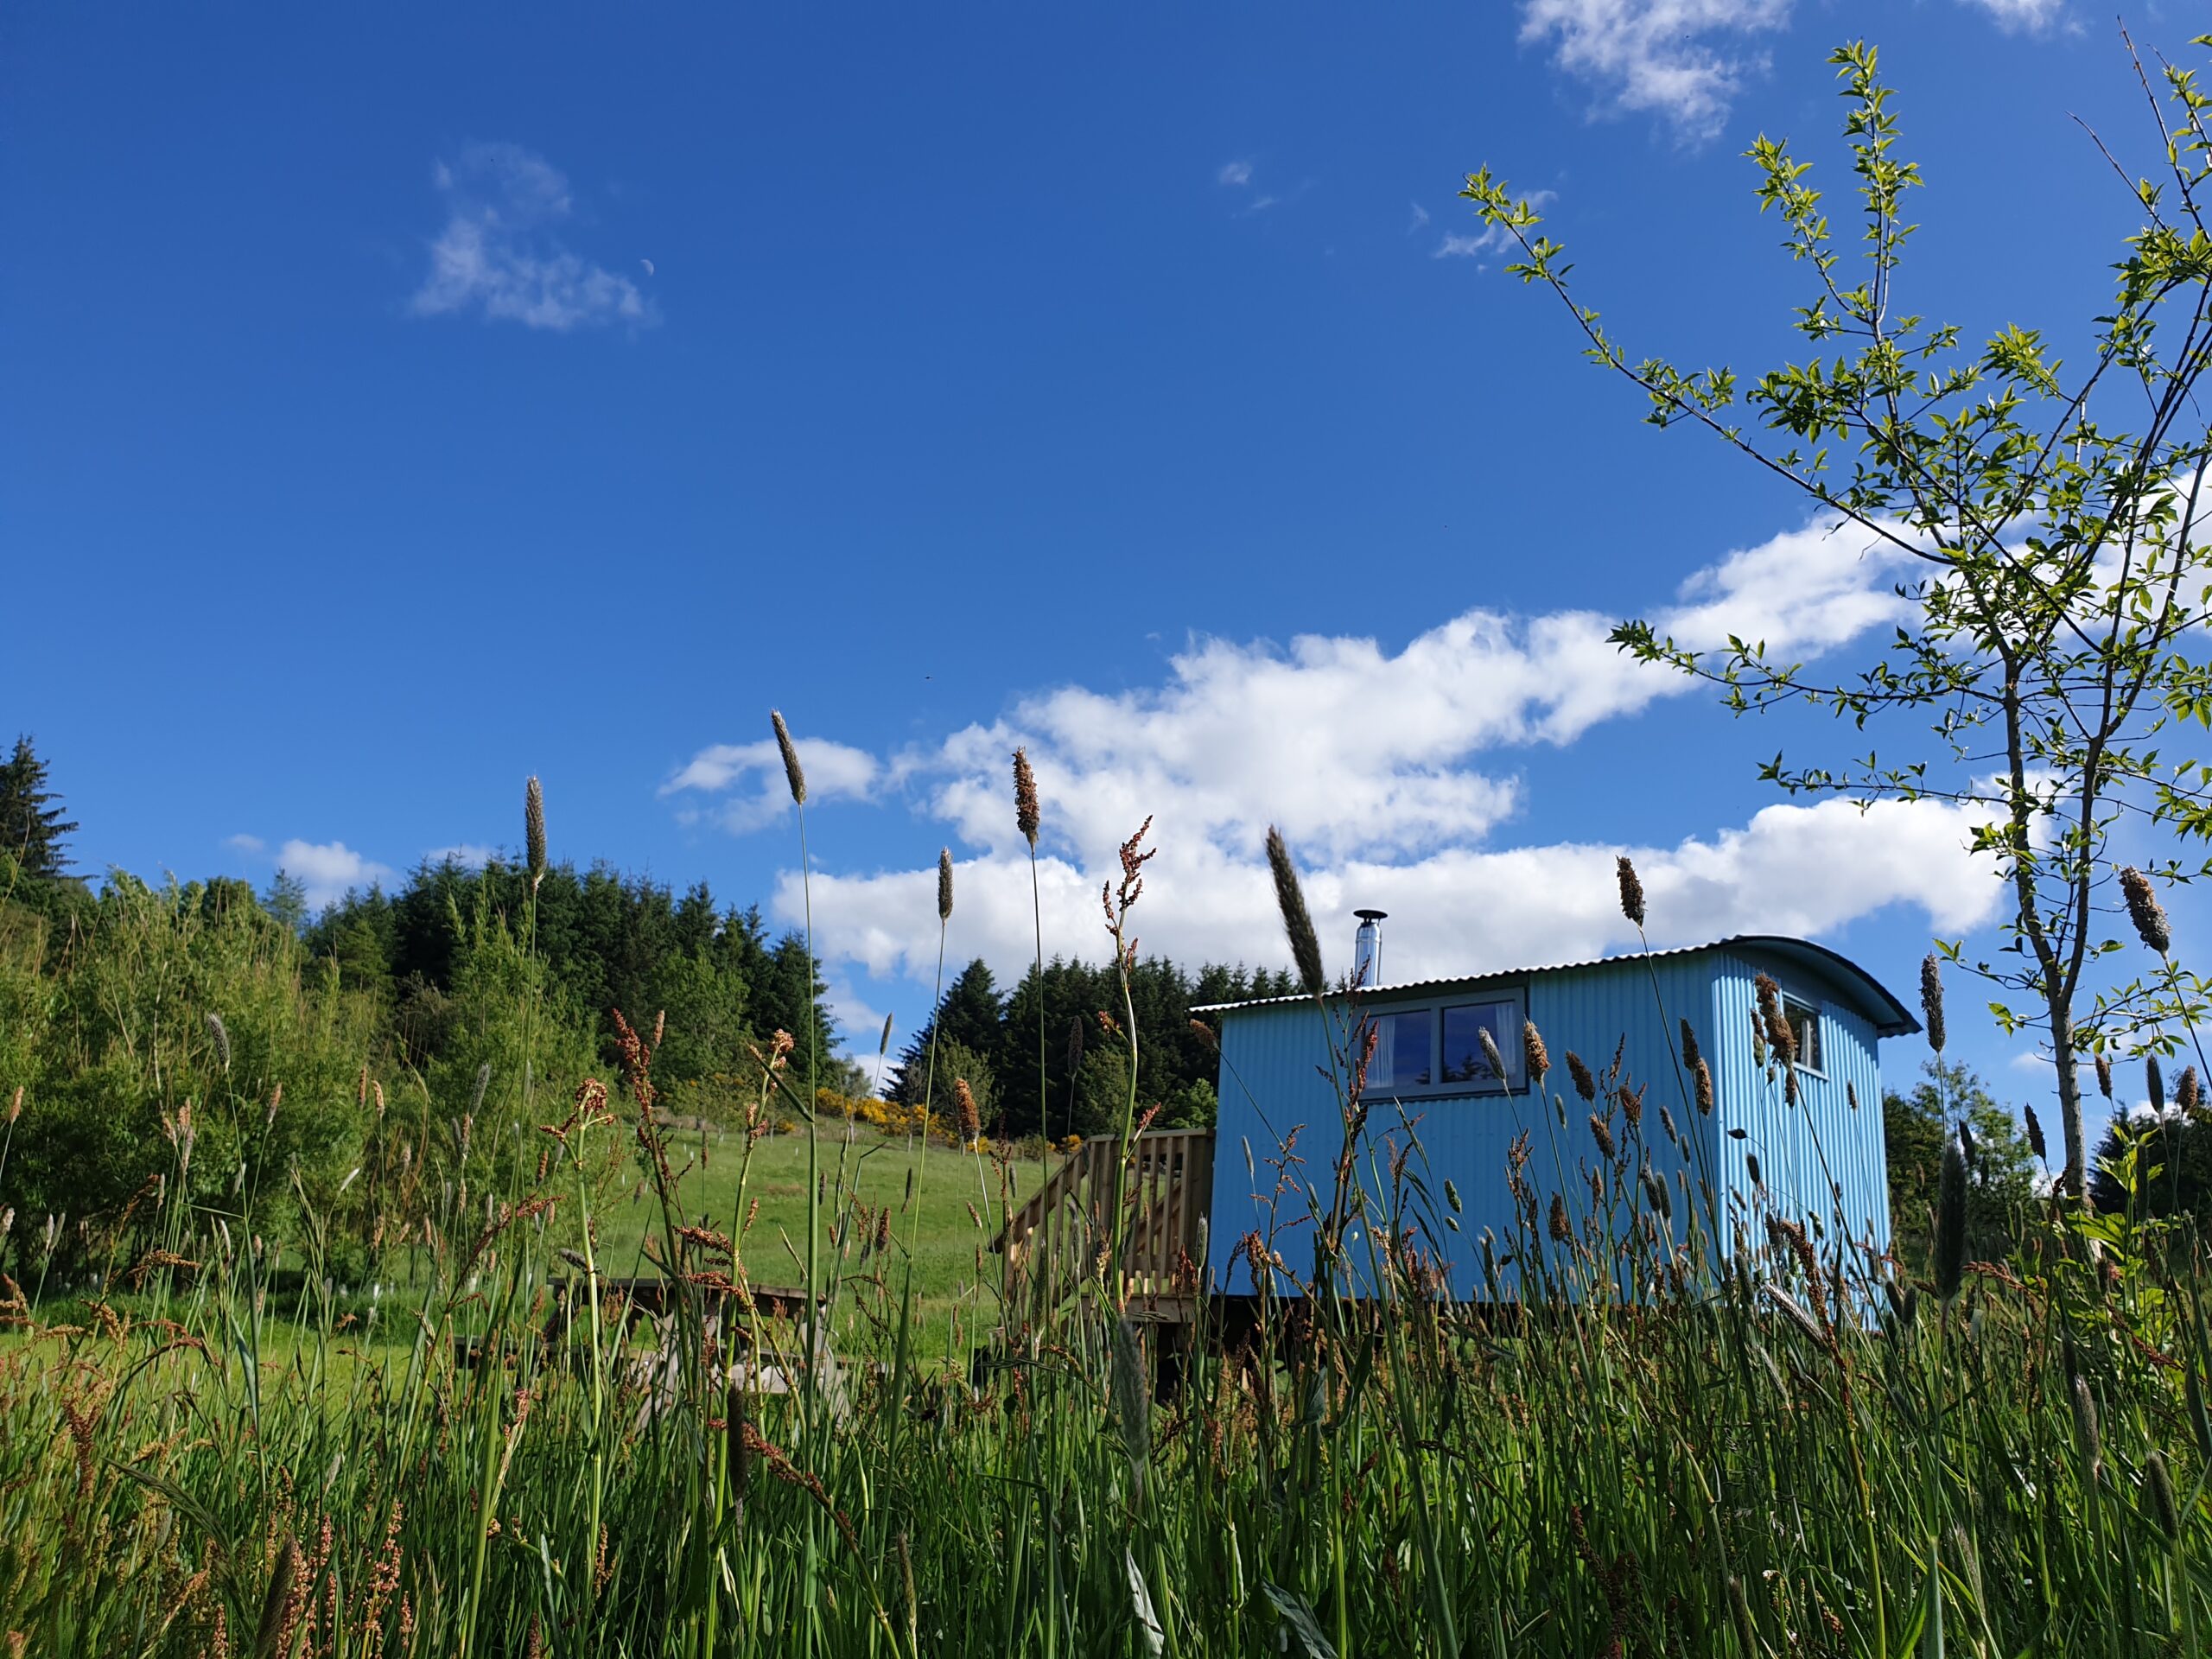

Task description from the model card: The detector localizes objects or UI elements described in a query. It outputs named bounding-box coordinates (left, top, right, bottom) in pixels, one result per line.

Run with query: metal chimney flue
left=1352, top=909, right=1387, bottom=989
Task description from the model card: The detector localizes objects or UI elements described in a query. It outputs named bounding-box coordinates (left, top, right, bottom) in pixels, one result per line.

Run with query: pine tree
left=263, top=870, right=309, bottom=934
left=0, top=734, right=79, bottom=880
left=935, top=960, right=1003, bottom=1056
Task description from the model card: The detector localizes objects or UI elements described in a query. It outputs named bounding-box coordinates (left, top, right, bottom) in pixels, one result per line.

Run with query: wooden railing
left=995, top=1129, right=1214, bottom=1319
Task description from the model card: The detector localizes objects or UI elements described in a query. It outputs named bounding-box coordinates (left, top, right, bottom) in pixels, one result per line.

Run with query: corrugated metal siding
left=1210, top=998, right=1363, bottom=1291
left=1208, top=953, right=1733, bottom=1297
left=1709, top=950, right=1892, bottom=1267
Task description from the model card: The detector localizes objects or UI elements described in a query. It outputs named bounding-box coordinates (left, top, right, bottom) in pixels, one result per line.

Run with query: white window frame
left=1359, top=989, right=1528, bottom=1097
left=1782, top=994, right=1825, bottom=1077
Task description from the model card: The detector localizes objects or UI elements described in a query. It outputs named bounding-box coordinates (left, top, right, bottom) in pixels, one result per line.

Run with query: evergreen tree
left=1885, top=1059, right=2037, bottom=1270
left=263, top=869, right=309, bottom=934
left=890, top=961, right=1005, bottom=1109
left=0, top=735, right=79, bottom=880
left=936, top=960, right=1003, bottom=1055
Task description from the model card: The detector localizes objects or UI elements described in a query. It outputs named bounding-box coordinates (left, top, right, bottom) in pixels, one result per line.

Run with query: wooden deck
left=994, top=1128, right=1214, bottom=1322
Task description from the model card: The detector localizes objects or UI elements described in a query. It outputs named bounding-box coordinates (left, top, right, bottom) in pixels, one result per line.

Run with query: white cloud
left=1519, top=0, right=1791, bottom=142
left=1408, top=202, right=1432, bottom=232
left=428, top=843, right=499, bottom=868
left=899, top=512, right=1906, bottom=873
left=828, top=982, right=897, bottom=1084
left=777, top=796, right=2001, bottom=990
left=274, top=840, right=395, bottom=910
left=662, top=734, right=882, bottom=832
left=410, top=143, right=656, bottom=333
left=1957, top=0, right=2064, bottom=32
left=668, top=512, right=1955, bottom=992
left=225, top=833, right=265, bottom=855
left=1217, top=160, right=1253, bottom=187
left=1435, top=228, right=1508, bottom=260
left=1434, top=192, right=1555, bottom=262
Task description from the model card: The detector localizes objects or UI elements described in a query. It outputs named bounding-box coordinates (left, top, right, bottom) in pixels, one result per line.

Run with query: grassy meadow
left=5, top=762, right=2212, bottom=1658
left=6, top=833, right=2212, bottom=1659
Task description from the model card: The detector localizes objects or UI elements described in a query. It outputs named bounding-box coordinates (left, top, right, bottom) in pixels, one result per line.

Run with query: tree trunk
left=2049, top=1002, right=2086, bottom=1201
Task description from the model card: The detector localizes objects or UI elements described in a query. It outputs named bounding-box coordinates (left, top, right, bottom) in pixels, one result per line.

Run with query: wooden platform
left=993, top=1128, right=1213, bottom=1321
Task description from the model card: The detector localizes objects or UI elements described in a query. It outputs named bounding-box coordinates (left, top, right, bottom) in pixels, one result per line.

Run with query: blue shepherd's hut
left=1197, top=913, right=1917, bottom=1297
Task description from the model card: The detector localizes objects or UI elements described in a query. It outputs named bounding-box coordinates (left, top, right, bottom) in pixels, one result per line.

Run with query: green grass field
left=583, top=1122, right=1059, bottom=1360
left=3, top=1123, right=1056, bottom=1374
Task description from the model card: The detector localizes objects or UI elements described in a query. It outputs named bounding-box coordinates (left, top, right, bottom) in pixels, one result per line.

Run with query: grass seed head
left=770, top=710, right=806, bottom=805
left=1522, top=1020, right=1550, bottom=1081
left=2024, top=1102, right=2047, bottom=1161
left=1694, top=1058, right=1715, bottom=1115
left=2149, top=1053, right=2166, bottom=1116
left=2094, top=1049, right=2113, bottom=1099
left=938, top=849, right=954, bottom=924
left=2120, top=865, right=2171, bottom=956
left=2071, top=1376, right=2104, bottom=1484
left=1566, top=1050, right=1597, bottom=1103
left=1726, top=1574, right=1758, bottom=1656
left=1480, top=1026, right=1510, bottom=1085
left=1678, top=1018, right=1702, bottom=1074
left=1754, top=973, right=1796, bottom=1066
left=524, top=775, right=547, bottom=883
left=1936, top=1131, right=1968, bottom=1303
left=255, top=1533, right=302, bottom=1659
left=205, top=1013, right=231, bottom=1074
left=1013, top=747, right=1040, bottom=847
left=2146, top=1450, right=2181, bottom=1541
left=1920, top=954, right=1946, bottom=1054
left=954, top=1077, right=981, bottom=1147
left=1548, top=1192, right=1571, bottom=1242
left=2181, top=1065, right=2202, bottom=1118
left=1263, top=826, right=1326, bottom=996
left=1588, top=1113, right=1616, bottom=1161
left=1615, top=854, right=1646, bottom=928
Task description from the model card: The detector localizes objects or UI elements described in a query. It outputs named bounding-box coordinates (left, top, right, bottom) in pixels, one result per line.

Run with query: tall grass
left=3, top=817, right=2211, bottom=1656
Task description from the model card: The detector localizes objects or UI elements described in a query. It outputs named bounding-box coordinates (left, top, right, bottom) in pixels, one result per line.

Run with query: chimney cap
left=1354, top=907, right=1388, bottom=922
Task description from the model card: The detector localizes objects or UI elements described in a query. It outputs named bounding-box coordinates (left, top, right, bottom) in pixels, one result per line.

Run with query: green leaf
left=1128, top=1550, right=1166, bottom=1658
left=1262, top=1581, right=1338, bottom=1659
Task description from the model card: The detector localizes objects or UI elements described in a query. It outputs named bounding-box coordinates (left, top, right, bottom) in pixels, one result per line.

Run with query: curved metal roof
left=1193, top=933, right=1921, bottom=1039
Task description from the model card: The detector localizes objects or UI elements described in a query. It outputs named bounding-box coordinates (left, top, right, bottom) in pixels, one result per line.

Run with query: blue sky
left=5, top=0, right=2204, bottom=1142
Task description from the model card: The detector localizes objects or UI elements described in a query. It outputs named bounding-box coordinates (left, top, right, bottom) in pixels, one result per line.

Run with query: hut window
left=1783, top=996, right=1823, bottom=1073
left=1370, top=1010, right=1433, bottom=1091
left=1441, top=1001, right=1522, bottom=1089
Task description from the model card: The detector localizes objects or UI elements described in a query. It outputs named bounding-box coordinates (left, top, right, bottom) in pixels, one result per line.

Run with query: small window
left=1370, top=1009, right=1433, bottom=1092
left=1783, top=996, right=1823, bottom=1073
left=1441, top=1001, right=1521, bottom=1089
